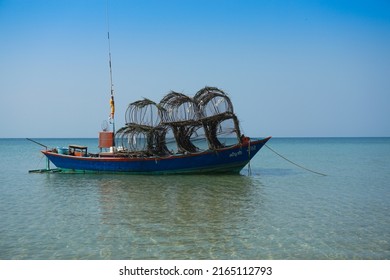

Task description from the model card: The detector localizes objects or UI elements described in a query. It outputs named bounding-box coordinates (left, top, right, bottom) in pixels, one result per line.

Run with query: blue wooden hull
left=42, top=137, right=271, bottom=174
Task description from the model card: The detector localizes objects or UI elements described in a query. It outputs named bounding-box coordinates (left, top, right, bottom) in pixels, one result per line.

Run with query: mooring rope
left=247, top=141, right=252, bottom=176
left=265, top=144, right=327, bottom=176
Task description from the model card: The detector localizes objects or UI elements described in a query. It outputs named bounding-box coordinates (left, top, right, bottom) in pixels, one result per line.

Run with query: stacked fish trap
left=115, top=87, right=242, bottom=156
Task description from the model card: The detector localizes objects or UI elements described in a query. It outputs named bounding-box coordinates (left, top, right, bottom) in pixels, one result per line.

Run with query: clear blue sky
left=1, top=0, right=389, bottom=138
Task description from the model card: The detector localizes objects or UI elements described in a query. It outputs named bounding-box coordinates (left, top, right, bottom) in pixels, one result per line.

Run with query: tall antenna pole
left=106, top=0, right=115, bottom=138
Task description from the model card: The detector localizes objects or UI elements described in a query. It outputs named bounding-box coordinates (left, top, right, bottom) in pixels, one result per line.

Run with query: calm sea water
left=0, top=137, right=389, bottom=260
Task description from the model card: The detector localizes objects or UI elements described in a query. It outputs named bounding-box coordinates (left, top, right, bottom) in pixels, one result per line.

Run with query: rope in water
left=265, top=144, right=327, bottom=176
left=247, top=141, right=252, bottom=176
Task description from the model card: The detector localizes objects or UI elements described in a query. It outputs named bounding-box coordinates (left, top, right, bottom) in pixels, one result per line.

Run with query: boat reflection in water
left=95, top=174, right=265, bottom=259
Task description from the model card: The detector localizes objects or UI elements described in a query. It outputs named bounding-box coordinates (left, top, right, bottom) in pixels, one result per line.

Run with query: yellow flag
left=110, top=96, right=115, bottom=118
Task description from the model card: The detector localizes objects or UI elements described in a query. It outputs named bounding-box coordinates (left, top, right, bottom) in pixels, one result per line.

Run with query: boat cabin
left=69, top=145, right=88, bottom=157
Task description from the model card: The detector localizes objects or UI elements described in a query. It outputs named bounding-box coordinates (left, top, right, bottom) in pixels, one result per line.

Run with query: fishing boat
left=29, top=18, right=270, bottom=175
left=32, top=86, right=270, bottom=175
left=40, top=137, right=270, bottom=175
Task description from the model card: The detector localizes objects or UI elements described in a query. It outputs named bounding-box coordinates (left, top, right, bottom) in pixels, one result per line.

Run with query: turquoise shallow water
left=0, top=137, right=389, bottom=259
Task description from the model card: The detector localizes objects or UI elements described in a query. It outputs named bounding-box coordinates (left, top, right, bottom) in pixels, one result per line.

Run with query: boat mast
left=106, top=0, right=115, bottom=137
